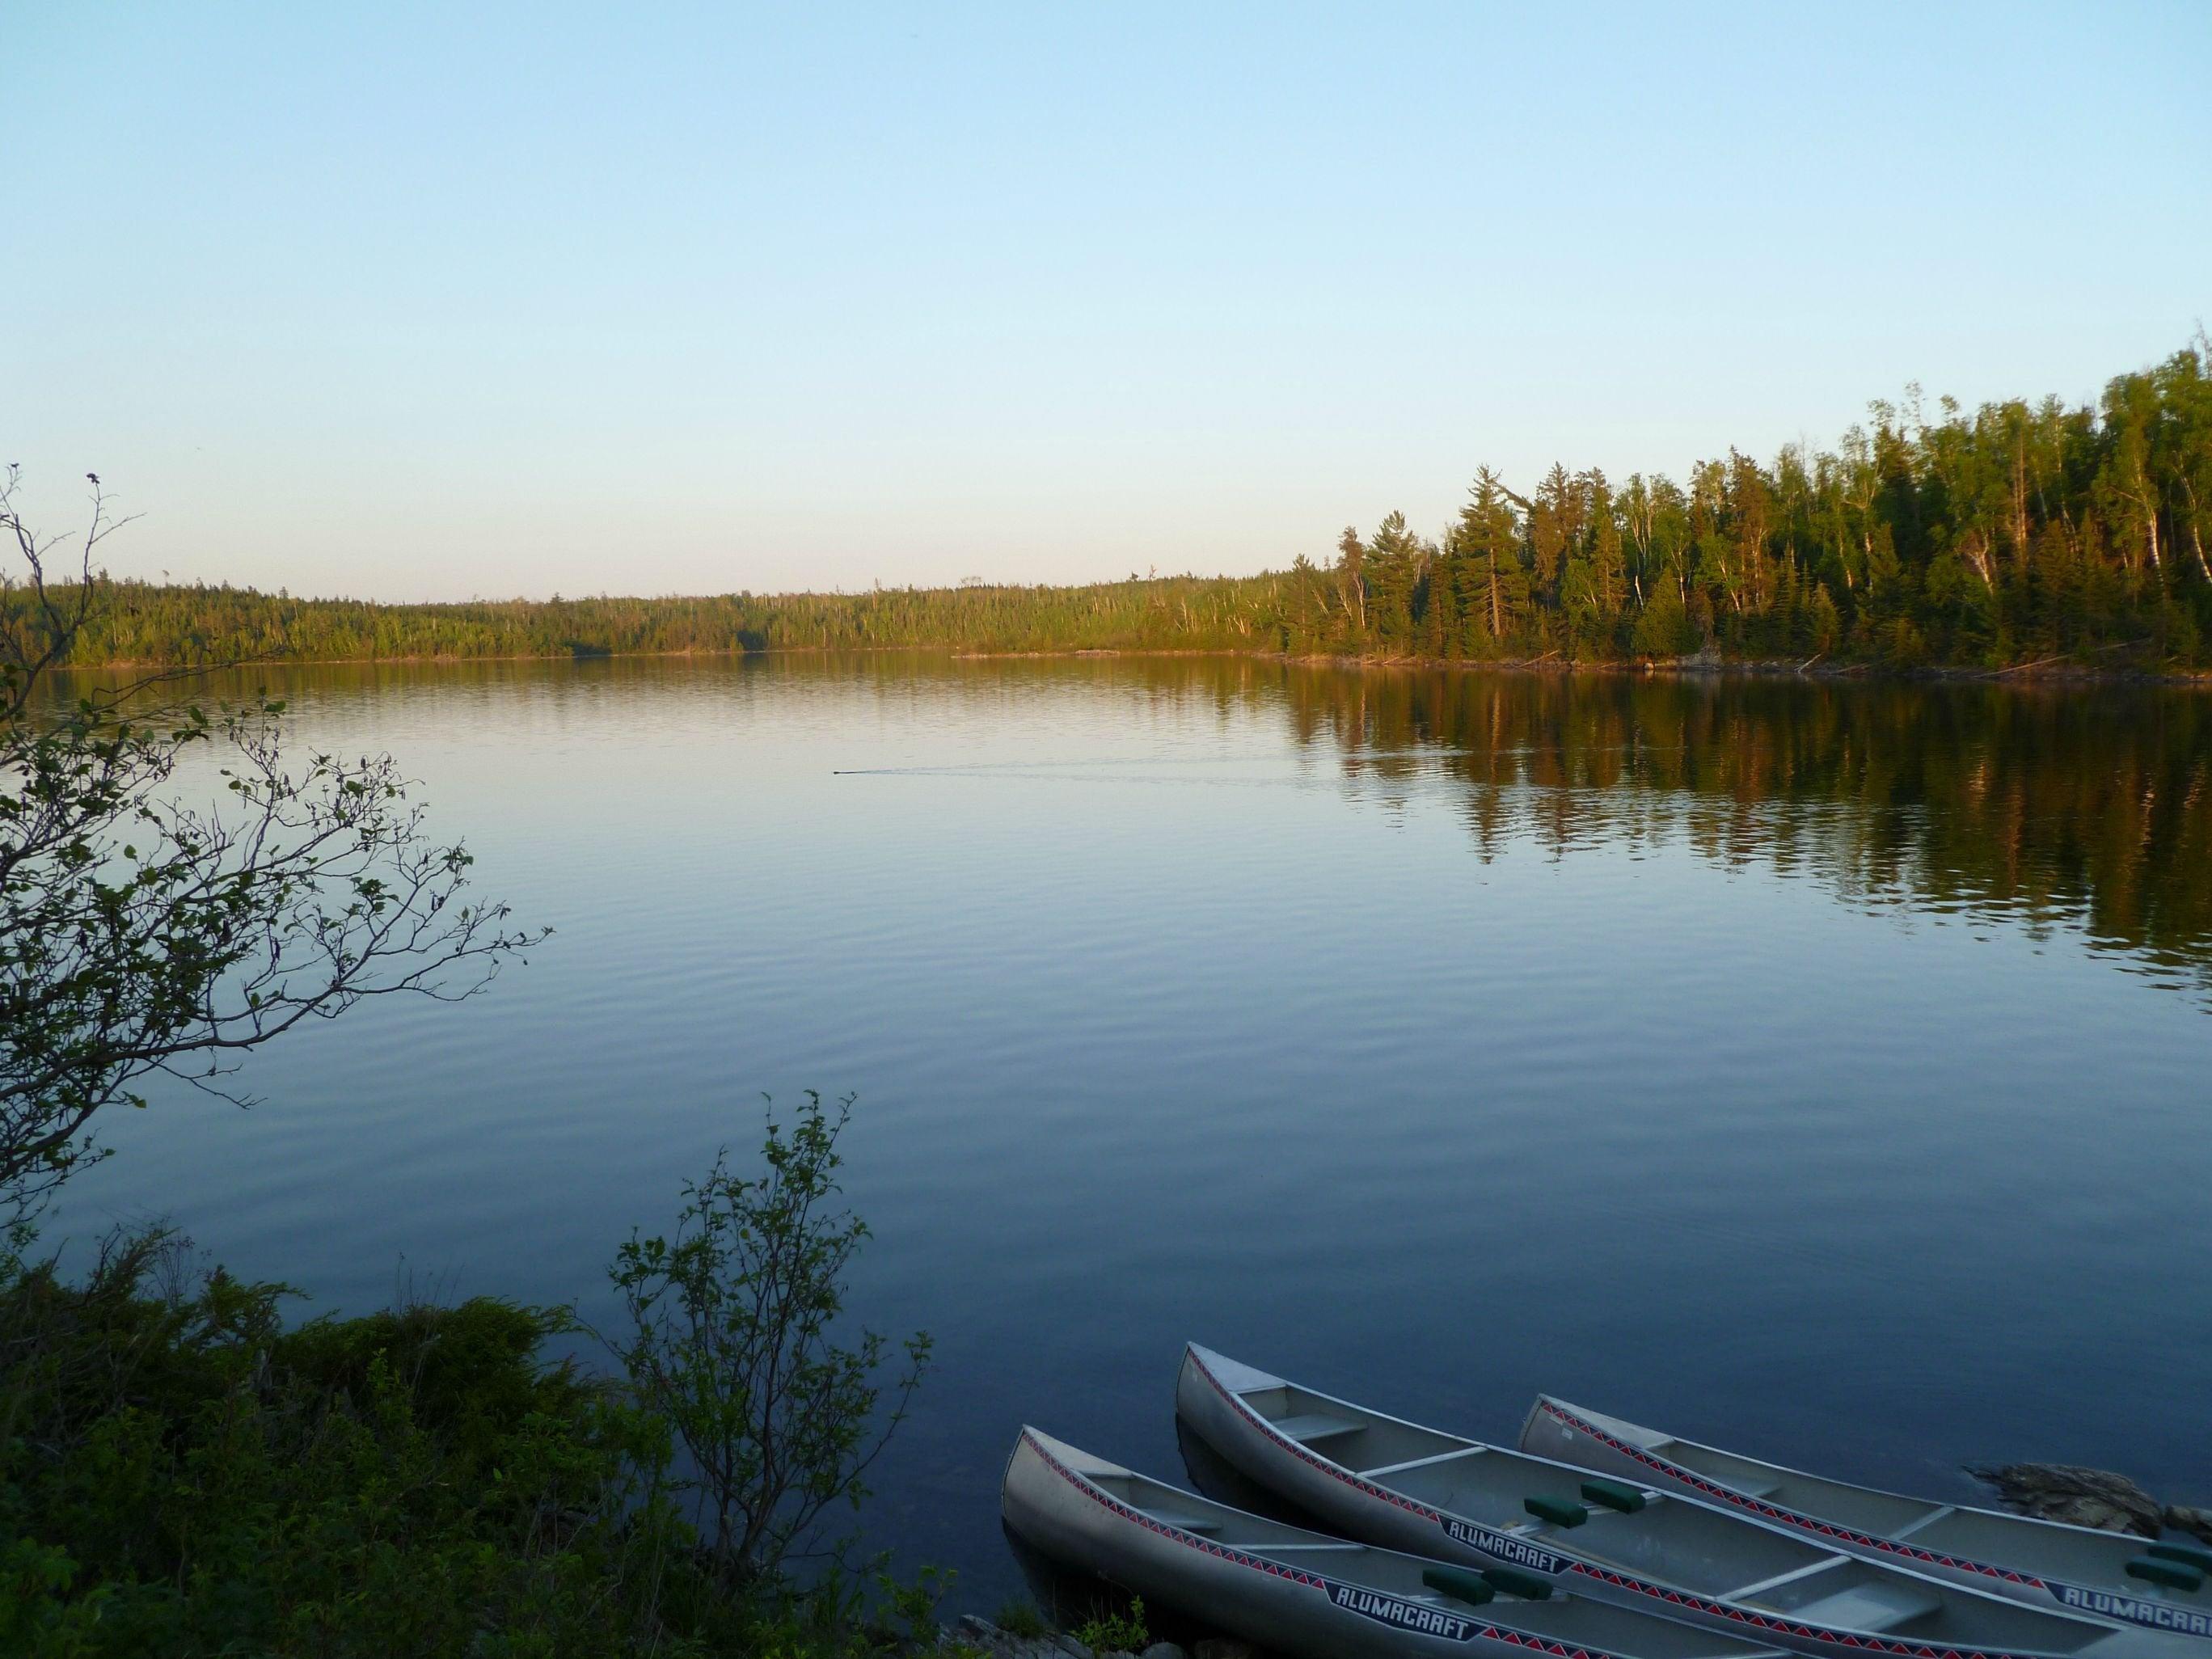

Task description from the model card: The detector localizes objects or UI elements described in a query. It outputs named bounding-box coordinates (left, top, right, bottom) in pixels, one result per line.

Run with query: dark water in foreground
left=53, top=654, right=2212, bottom=1609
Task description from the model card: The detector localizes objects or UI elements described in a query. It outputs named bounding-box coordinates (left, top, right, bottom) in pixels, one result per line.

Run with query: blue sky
left=8, top=2, right=2209, bottom=602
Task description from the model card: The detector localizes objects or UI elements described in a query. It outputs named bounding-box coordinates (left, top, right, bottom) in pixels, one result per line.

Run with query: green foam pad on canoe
left=2148, top=1540, right=2212, bottom=1572
left=1482, top=1565, right=1556, bottom=1601
left=1525, top=1495, right=1589, bottom=1527
left=1581, top=1477, right=1648, bottom=1513
left=2126, top=1557, right=2205, bottom=1592
left=1424, top=1565, right=1496, bottom=1607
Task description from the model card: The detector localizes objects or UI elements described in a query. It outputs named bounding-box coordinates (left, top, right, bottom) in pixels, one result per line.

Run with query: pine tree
left=1455, top=469, right=1529, bottom=656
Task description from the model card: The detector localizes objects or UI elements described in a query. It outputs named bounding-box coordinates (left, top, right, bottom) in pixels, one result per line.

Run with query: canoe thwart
left=1423, top=1564, right=1497, bottom=1607
left=1525, top=1495, right=1589, bottom=1528
left=1269, top=1412, right=1363, bottom=1444
left=1528, top=1391, right=2212, bottom=1640
left=1146, top=1510, right=1224, bottom=1537
left=1786, top=1581, right=1941, bottom=1634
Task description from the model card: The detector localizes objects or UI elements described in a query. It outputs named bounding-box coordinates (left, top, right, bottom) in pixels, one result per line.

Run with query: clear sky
left=8, top=2, right=2210, bottom=602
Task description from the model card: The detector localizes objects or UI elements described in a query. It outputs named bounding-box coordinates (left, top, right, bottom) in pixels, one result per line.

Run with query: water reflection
left=1273, top=668, right=2212, bottom=996
left=55, top=654, right=2212, bottom=1001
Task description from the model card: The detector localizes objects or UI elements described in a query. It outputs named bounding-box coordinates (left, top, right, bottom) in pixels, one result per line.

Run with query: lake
left=51, top=653, right=2212, bottom=1611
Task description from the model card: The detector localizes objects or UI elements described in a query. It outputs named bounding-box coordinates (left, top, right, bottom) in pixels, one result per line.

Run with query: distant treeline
left=27, top=337, right=2212, bottom=673
left=36, top=576, right=1283, bottom=666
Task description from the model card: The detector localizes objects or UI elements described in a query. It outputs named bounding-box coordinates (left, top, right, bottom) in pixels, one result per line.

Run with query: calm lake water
left=52, top=653, right=2212, bottom=1610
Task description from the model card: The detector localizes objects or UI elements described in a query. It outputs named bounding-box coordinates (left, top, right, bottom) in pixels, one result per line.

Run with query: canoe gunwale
left=1525, top=1401, right=2212, bottom=1645
left=1007, top=1427, right=1669, bottom=1659
left=1531, top=1400, right=2062, bottom=1592
left=1182, top=1349, right=2188, bottom=1659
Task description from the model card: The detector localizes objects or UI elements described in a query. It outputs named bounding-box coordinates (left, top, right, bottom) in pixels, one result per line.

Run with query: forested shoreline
left=30, top=338, right=2212, bottom=676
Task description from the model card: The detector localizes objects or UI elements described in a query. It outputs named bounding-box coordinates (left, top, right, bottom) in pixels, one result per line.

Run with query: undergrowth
left=0, top=1223, right=952, bottom=1657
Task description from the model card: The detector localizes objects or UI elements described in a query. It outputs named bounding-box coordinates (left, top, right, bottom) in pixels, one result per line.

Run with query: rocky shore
left=1974, top=1463, right=2212, bottom=1543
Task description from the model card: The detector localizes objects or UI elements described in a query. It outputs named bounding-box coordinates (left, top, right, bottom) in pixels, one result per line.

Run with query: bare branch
left=2, top=474, right=547, bottom=1209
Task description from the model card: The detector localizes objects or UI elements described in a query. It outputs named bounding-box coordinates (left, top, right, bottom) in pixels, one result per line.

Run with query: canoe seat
left=1424, top=1566, right=1496, bottom=1607
left=1481, top=1566, right=1555, bottom=1602
left=1581, top=1477, right=1648, bottom=1513
left=1146, top=1511, right=1223, bottom=1537
left=1786, top=1581, right=1940, bottom=1634
left=1270, top=1412, right=1363, bottom=1445
left=2128, top=1558, right=2205, bottom=1594
left=1526, top=1496, right=1589, bottom=1528
left=2149, top=1541, right=2212, bottom=1574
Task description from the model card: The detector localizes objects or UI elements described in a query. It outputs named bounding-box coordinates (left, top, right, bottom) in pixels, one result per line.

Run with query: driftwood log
left=1970, top=1463, right=2212, bottom=1543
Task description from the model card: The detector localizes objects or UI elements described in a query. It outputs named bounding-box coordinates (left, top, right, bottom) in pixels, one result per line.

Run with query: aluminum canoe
left=1002, top=1425, right=1792, bottom=1659
left=1176, top=1345, right=2196, bottom=1659
left=1521, top=1394, right=2212, bottom=1644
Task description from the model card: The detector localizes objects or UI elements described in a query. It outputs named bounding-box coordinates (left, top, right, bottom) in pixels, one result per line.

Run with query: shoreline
left=61, top=643, right=2212, bottom=688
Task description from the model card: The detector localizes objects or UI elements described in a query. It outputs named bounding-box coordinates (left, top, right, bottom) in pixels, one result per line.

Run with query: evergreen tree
left=1454, top=469, right=1529, bottom=655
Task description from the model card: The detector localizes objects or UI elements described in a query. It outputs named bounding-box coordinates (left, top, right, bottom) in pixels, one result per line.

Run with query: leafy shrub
left=1, top=1094, right=951, bottom=1657
left=1071, top=1594, right=1150, bottom=1653
left=607, top=1091, right=932, bottom=1587
left=0, top=1226, right=719, bottom=1655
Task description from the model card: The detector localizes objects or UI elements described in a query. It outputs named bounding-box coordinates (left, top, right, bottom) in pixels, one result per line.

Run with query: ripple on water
left=48, top=656, right=2212, bottom=1609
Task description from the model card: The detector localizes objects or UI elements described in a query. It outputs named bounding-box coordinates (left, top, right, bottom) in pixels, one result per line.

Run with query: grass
left=994, top=1598, right=1052, bottom=1639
